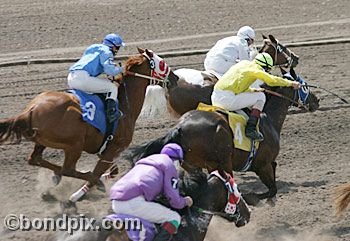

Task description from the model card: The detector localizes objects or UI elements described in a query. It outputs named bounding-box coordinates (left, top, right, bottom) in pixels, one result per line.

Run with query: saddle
left=197, top=103, right=259, bottom=152
left=67, top=89, right=120, bottom=154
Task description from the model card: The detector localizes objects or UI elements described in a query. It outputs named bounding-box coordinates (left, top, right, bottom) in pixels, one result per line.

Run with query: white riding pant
left=112, top=196, right=181, bottom=225
left=211, top=89, right=266, bottom=111
left=67, top=70, right=118, bottom=100
left=204, top=56, right=235, bottom=76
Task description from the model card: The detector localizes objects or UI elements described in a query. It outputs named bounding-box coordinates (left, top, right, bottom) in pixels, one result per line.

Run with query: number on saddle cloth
left=105, top=213, right=157, bottom=241
left=67, top=89, right=120, bottom=135
left=196, top=103, right=259, bottom=153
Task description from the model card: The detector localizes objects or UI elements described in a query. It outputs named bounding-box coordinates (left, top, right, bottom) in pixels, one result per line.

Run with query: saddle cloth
left=105, top=213, right=157, bottom=241
left=197, top=102, right=259, bottom=152
left=68, top=89, right=118, bottom=135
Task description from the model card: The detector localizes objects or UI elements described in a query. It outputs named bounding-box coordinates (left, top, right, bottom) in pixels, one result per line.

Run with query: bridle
left=188, top=171, right=247, bottom=225
left=260, top=39, right=298, bottom=69
left=124, top=51, right=170, bottom=87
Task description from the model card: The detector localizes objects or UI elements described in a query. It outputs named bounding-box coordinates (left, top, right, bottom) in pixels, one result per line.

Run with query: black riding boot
left=245, top=113, right=264, bottom=142
left=106, top=99, right=122, bottom=123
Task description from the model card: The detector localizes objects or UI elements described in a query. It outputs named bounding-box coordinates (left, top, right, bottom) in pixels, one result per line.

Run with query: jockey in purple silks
left=110, top=143, right=193, bottom=241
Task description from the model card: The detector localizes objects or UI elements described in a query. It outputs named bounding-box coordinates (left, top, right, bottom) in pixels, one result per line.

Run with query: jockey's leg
left=68, top=70, right=121, bottom=123
left=212, top=89, right=266, bottom=141
left=112, top=196, right=181, bottom=239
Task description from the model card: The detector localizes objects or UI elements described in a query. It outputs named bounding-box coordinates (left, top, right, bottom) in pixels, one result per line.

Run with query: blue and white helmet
left=103, top=33, right=126, bottom=48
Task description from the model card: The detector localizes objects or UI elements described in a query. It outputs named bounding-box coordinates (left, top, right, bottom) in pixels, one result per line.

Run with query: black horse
left=78, top=170, right=250, bottom=241
left=126, top=80, right=319, bottom=204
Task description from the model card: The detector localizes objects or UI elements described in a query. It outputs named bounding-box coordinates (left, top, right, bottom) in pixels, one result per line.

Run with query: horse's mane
left=114, top=54, right=144, bottom=83
left=125, top=54, right=144, bottom=71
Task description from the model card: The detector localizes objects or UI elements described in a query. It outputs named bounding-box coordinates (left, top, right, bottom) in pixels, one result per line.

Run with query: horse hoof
left=52, top=175, right=61, bottom=186
left=60, top=200, right=77, bottom=214
left=96, top=180, right=106, bottom=193
left=41, top=191, right=58, bottom=203
left=266, top=197, right=277, bottom=207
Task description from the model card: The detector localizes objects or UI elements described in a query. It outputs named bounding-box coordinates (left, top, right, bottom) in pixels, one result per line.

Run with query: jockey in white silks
left=68, top=33, right=125, bottom=123
left=204, top=26, right=257, bottom=77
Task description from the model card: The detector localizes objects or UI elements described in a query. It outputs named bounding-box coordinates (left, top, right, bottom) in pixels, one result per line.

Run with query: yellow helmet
left=254, top=53, right=273, bottom=69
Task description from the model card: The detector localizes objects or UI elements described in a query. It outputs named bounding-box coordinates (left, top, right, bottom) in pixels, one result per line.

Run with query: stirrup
left=246, top=130, right=264, bottom=142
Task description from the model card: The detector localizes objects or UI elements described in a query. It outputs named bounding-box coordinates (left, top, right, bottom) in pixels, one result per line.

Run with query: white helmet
left=237, top=26, right=256, bottom=40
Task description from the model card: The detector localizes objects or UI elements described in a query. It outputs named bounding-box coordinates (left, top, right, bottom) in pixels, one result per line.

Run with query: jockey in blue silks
left=68, top=33, right=125, bottom=123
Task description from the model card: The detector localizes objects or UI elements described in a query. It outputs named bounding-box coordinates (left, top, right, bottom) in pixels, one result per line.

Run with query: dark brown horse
left=126, top=84, right=319, bottom=204
left=79, top=170, right=251, bottom=241
left=140, top=34, right=300, bottom=118
left=0, top=48, right=175, bottom=206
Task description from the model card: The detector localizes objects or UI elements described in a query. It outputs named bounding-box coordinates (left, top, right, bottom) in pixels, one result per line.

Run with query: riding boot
left=245, top=109, right=264, bottom=142
left=106, top=99, right=122, bottom=123
left=153, top=222, right=176, bottom=241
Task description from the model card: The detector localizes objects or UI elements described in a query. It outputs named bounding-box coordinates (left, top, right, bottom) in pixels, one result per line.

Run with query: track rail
left=1, top=37, right=350, bottom=68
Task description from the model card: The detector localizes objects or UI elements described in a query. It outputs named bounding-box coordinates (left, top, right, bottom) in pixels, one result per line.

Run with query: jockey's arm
left=100, top=51, right=123, bottom=76
left=163, top=166, right=187, bottom=210
left=252, top=69, right=293, bottom=87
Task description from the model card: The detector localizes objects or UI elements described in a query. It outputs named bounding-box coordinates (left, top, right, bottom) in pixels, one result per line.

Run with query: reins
left=191, top=206, right=241, bottom=221
left=305, top=83, right=348, bottom=104
left=263, top=88, right=310, bottom=111
left=125, top=70, right=168, bottom=86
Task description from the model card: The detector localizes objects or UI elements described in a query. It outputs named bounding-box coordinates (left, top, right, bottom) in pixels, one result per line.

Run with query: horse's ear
left=145, top=49, right=154, bottom=58
left=268, top=35, right=277, bottom=44
left=137, top=47, right=145, bottom=54
left=262, top=34, right=268, bottom=39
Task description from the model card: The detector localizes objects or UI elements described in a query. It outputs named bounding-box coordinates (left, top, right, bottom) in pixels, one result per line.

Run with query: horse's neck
left=264, top=95, right=291, bottom=134
left=120, top=77, right=148, bottom=121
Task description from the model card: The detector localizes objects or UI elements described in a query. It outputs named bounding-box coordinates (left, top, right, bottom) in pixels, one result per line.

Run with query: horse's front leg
left=256, top=161, right=278, bottom=205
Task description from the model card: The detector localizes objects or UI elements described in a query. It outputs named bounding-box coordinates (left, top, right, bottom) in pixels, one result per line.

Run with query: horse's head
left=181, top=170, right=250, bottom=230
left=118, top=48, right=172, bottom=116
left=264, top=70, right=320, bottom=112
left=260, top=34, right=299, bottom=72
left=205, top=171, right=251, bottom=227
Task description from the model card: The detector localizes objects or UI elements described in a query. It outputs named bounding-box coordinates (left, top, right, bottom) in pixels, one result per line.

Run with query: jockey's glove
left=185, top=196, right=193, bottom=207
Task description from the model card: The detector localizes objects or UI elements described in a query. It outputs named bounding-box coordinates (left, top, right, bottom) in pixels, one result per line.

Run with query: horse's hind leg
left=256, top=161, right=277, bottom=203
left=28, top=144, right=62, bottom=184
left=68, top=158, right=114, bottom=203
left=59, top=148, right=95, bottom=183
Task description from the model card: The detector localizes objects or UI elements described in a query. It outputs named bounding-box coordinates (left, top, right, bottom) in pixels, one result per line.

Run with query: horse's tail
left=0, top=108, right=35, bottom=144
left=124, top=127, right=182, bottom=166
left=335, top=183, right=350, bottom=216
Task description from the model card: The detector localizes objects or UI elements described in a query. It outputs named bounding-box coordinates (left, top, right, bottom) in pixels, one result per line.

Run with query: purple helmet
left=160, top=143, right=184, bottom=161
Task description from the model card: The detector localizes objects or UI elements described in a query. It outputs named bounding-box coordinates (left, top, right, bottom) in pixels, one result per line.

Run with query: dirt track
left=0, top=0, right=350, bottom=240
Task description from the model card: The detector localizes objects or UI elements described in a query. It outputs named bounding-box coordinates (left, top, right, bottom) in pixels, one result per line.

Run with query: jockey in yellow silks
left=211, top=53, right=301, bottom=141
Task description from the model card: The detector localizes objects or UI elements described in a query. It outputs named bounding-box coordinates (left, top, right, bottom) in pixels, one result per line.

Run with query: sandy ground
left=0, top=0, right=349, bottom=240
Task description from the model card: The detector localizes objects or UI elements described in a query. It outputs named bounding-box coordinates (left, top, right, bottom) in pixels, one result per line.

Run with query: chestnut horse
left=0, top=48, right=174, bottom=206
left=80, top=170, right=251, bottom=241
left=140, top=34, right=300, bottom=118
left=126, top=84, right=319, bottom=204
left=335, top=183, right=350, bottom=216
